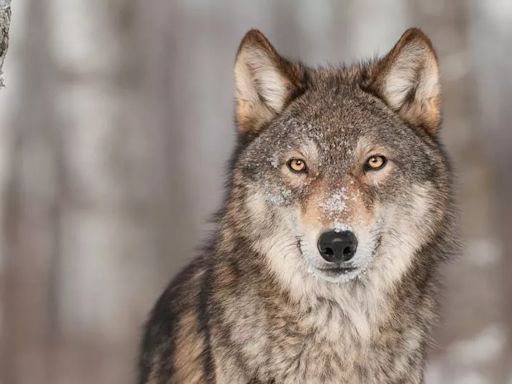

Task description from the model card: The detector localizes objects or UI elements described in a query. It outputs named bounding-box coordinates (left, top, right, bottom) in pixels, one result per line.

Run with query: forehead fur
left=288, top=71, right=397, bottom=127
left=261, top=69, right=410, bottom=154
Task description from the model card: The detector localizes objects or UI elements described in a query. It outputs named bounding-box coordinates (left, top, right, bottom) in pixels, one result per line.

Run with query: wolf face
left=233, top=29, right=451, bottom=288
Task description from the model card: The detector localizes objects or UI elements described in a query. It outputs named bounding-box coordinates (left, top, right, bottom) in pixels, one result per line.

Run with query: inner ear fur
left=234, top=29, right=306, bottom=135
left=366, top=28, right=441, bottom=135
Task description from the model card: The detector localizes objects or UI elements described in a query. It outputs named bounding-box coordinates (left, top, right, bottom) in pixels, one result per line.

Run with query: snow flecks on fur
left=320, top=188, right=348, bottom=218
left=270, top=153, right=280, bottom=169
left=319, top=187, right=361, bottom=226
left=333, top=222, right=352, bottom=233
left=265, top=186, right=292, bottom=205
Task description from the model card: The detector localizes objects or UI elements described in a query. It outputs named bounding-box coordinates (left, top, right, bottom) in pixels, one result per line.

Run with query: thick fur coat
left=138, top=28, right=457, bottom=384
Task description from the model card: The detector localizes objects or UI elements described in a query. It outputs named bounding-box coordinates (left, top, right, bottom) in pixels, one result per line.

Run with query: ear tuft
left=234, top=30, right=305, bottom=134
left=367, top=28, right=441, bottom=134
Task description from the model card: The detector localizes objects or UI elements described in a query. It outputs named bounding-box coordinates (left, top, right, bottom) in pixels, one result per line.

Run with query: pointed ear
left=234, top=30, right=306, bottom=134
left=367, top=28, right=441, bottom=135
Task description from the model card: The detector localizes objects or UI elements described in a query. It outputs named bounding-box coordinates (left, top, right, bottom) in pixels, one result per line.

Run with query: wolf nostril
left=317, top=230, right=358, bottom=263
left=322, top=247, right=334, bottom=261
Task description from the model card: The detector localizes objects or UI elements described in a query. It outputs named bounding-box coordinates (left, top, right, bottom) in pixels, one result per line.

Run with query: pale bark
left=0, top=0, right=10, bottom=87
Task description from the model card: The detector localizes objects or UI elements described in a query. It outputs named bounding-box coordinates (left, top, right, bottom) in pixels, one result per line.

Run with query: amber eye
left=365, top=155, right=387, bottom=171
left=287, top=158, right=307, bottom=173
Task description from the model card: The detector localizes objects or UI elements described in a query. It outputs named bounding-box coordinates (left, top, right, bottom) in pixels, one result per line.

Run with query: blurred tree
left=1, top=1, right=57, bottom=382
left=0, top=0, right=11, bottom=87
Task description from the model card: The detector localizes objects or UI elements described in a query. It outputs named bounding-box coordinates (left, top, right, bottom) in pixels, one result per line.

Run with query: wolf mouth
left=296, top=232, right=383, bottom=278
left=318, top=266, right=356, bottom=274
left=296, top=237, right=357, bottom=275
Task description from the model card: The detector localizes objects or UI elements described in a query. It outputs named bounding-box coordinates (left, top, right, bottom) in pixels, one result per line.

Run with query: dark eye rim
left=364, top=154, right=388, bottom=172
left=286, top=158, right=308, bottom=174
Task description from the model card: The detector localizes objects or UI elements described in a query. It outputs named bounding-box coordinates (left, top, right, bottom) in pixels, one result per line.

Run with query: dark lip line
left=317, top=266, right=356, bottom=274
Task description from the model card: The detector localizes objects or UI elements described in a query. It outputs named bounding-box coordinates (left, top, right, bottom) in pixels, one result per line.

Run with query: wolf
left=138, top=28, right=457, bottom=384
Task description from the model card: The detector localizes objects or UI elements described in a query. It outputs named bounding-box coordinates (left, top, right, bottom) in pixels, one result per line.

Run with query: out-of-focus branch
left=0, top=0, right=11, bottom=87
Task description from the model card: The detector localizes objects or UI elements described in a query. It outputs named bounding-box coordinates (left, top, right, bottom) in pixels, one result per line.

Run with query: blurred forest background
left=0, top=0, right=511, bottom=383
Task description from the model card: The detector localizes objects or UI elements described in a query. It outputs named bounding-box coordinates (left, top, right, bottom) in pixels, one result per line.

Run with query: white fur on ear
left=233, top=30, right=304, bottom=134
left=383, top=41, right=440, bottom=110
left=371, top=28, right=441, bottom=134
left=235, top=44, right=290, bottom=112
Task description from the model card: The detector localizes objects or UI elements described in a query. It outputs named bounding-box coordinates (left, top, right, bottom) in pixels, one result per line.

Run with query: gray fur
left=138, top=28, right=457, bottom=384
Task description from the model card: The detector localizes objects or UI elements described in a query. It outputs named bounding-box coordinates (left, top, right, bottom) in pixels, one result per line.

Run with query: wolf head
left=226, top=29, right=452, bottom=292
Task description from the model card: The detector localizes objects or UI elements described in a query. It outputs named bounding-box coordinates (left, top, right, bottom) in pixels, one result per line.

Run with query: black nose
left=317, top=230, right=358, bottom=263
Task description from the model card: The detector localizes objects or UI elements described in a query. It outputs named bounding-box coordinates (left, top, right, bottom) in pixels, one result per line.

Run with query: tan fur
left=174, top=310, right=205, bottom=383
left=235, top=100, right=275, bottom=135
left=300, top=180, right=376, bottom=230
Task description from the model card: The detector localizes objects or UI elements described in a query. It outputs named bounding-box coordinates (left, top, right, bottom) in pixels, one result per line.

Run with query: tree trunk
left=0, top=0, right=11, bottom=87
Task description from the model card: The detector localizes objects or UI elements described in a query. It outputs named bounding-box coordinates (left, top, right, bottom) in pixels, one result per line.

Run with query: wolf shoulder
left=137, top=256, right=216, bottom=384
